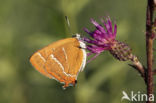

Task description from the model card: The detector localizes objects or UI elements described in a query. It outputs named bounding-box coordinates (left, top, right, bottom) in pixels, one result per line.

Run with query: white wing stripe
left=79, top=41, right=87, bottom=72
left=50, top=54, right=75, bottom=77
left=62, top=47, right=68, bottom=60
left=37, top=52, right=46, bottom=62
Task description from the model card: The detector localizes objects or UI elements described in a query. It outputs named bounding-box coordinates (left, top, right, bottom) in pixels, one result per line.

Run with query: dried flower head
left=83, top=17, right=134, bottom=63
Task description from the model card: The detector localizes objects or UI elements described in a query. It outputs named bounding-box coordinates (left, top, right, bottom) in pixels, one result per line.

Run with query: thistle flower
left=83, top=17, right=134, bottom=63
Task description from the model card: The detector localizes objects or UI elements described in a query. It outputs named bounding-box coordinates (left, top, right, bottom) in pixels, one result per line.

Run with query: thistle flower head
left=83, top=17, right=117, bottom=53
left=83, top=17, right=133, bottom=62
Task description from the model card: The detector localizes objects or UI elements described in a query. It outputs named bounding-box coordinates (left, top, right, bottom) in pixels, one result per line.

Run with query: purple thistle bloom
left=83, top=17, right=132, bottom=63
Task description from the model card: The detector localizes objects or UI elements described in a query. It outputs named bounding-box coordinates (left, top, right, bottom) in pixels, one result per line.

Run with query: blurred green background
left=0, top=0, right=155, bottom=103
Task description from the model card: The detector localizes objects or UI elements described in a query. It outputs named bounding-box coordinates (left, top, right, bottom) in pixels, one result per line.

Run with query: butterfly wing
left=30, top=37, right=86, bottom=88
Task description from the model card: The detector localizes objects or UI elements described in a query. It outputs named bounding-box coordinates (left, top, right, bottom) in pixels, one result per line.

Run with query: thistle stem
left=130, top=56, right=145, bottom=78
left=146, top=38, right=154, bottom=103
left=146, top=0, right=154, bottom=102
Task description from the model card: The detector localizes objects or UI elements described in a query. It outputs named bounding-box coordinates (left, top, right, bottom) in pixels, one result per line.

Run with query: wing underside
left=30, top=38, right=86, bottom=88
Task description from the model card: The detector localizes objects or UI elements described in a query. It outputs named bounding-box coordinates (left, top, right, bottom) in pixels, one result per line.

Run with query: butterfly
left=29, top=34, right=86, bottom=89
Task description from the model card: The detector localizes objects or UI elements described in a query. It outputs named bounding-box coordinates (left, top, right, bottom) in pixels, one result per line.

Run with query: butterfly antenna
left=65, top=16, right=72, bottom=35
